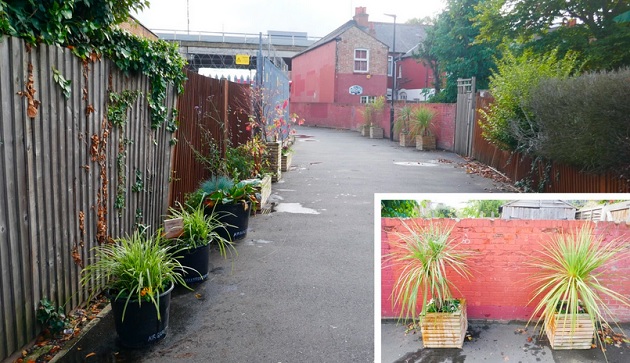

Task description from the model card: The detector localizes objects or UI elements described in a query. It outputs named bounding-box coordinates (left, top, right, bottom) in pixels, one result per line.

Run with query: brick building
left=291, top=7, right=434, bottom=133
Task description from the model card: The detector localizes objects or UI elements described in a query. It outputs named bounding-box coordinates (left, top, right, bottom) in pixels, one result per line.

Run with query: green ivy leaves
left=1, top=0, right=186, bottom=131
left=52, top=67, right=72, bottom=99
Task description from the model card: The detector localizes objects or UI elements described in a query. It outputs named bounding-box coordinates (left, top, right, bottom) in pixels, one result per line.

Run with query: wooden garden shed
left=500, top=200, right=576, bottom=220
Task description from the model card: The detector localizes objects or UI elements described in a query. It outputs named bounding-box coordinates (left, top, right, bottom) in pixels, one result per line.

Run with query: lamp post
left=384, top=13, right=396, bottom=141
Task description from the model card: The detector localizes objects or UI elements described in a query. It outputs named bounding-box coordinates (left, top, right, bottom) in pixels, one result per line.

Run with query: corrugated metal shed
left=501, top=200, right=577, bottom=220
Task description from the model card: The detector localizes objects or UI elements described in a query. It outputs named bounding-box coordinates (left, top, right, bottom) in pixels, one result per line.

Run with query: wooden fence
left=168, top=70, right=252, bottom=207
left=0, top=36, right=176, bottom=360
left=471, top=93, right=630, bottom=193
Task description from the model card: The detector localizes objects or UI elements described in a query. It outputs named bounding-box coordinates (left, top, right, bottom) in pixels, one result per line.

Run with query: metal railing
left=153, top=29, right=320, bottom=47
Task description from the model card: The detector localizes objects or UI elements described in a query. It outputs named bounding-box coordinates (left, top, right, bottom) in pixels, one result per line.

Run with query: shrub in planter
left=527, top=225, right=630, bottom=352
left=189, top=176, right=258, bottom=241
left=166, top=202, right=234, bottom=284
left=410, top=107, right=436, bottom=151
left=384, top=221, right=473, bottom=348
left=81, top=227, right=187, bottom=347
left=394, top=105, right=415, bottom=146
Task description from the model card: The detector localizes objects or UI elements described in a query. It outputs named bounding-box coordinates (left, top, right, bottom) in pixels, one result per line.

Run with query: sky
left=134, top=0, right=447, bottom=38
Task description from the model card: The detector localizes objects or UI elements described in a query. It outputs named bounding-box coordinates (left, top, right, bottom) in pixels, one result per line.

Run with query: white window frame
left=360, top=96, right=376, bottom=104
left=388, top=56, right=393, bottom=77
left=397, top=64, right=402, bottom=79
left=354, top=48, right=369, bottom=73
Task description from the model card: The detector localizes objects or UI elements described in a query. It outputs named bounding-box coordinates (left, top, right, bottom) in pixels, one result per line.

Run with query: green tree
left=413, top=23, right=441, bottom=95
left=381, top=200, right=420, bottom=218
left=460, top=200, right=505, bottom=218
left=420, top=0, right=499, bottom=103
left=479, top=48, right=578, bottom=151
left=406, top=17, right=434, bottom=26
left=475, top=0, right=630, bottom=70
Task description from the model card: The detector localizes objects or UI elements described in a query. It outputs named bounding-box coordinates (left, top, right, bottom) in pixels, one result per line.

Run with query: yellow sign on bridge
left=235, top=54, right=250, bottom=65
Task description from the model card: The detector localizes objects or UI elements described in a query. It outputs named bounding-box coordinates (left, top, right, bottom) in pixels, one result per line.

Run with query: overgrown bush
left=527, top=68, right=630, bottom=174
left=480, top=49, right=579, bottom=151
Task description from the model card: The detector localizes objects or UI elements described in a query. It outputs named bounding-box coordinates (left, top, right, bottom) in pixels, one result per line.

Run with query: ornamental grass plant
left=167, top=201, right=234, bottom=258
left=385, top=220, right=473, bottom=323
left=527, top=225, right=630, bottom=349
left=81, top=227, right=188, bottom=321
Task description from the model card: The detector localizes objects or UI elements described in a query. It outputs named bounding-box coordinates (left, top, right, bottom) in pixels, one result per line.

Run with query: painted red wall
left=291, top=41, right=336, bottom=103
left=389, top=57, right=433, bottom=90
left=292, top=101, right=456, bottom=147
left=381, top=218, right=630, bottom=322
left=336, top=73, right=388, bottom=104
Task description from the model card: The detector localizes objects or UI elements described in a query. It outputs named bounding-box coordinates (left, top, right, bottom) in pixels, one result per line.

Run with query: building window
left=397, top=64, right=402, bottom=78
left=388, top=56, right=393, bottom=77
left=399, top=91, right=407, bottom=100
left=354, top=49, right=369, bottom=73
left=360, top=96, right=376, bottom=104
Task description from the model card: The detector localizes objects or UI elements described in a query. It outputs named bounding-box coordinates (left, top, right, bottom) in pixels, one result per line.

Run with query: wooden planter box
left=420, top=299, right=467, bottom=348
left=360, top=125, right=370, bottom=137
left=370, top=126, right=384, bottom=139
left=264, top=141, right=282, bottom=182
left=281, top=152, right=293, bottom=172
left=241, top=174, right=272, bottom=212
left=399, top=133, right=415, bottom=147
left=545, top=313, right=594, bottom=350
left=416, top=134, right=436, bottom=151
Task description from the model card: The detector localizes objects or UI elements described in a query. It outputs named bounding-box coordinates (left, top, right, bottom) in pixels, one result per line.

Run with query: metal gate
left=256, top=36, right=291, bottom=141
left=454, top=77, right=476, bottom=156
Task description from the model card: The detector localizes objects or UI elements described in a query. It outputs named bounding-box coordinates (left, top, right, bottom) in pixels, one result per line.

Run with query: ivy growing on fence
left=0, top=0, right=186, bottom=130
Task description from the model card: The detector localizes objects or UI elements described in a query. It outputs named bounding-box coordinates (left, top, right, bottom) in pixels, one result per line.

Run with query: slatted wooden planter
left=370, top=126, right=384, bottom=139
left=360, top=125, right=369, bottom=136
left=265, top=141, right=282, bottom=182
left=416, top=134, right=436, bottom=150
left=420, top=299, right=468, bottom=348
left=399, top=133, right=415, bottom=147
left=545, top=313, right=594, bottom=350
left=281, top=152, right=293, bottom=172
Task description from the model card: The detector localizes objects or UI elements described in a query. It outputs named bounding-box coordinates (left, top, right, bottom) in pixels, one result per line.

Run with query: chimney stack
left=353, top=7, right=369, bottom=28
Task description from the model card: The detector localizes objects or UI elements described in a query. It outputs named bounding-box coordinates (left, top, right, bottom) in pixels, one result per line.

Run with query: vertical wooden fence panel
left=169, top=71, right=251, bottom=207
left=0, top=36, right=177, bottom=361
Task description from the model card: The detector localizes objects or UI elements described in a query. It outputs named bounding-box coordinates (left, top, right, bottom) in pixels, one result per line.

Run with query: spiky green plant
left=385, top=220, right=472, bottom=323
left=527, top=225, right=630, bottom=349
left=81, top=227, right=188, bottom=321
left=394, top=105, right=414, bottom=136
left=410, top=107, right=435, bottom=137
left=167, top=201, right=235, bottom=258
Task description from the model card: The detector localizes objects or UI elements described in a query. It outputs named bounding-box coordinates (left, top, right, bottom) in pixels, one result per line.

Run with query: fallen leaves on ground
left=16, top=295, right=109, bottom=363
left=597, top=325, right=630, bottom=348
left=452, top=157, right=522, bottom=191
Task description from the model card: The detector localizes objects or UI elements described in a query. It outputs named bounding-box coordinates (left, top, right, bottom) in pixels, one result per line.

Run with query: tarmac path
left=60, top=126, right=514, bottom=363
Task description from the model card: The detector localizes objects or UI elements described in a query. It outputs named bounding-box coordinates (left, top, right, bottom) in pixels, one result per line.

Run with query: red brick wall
left=381, top=218, right=630, bottom=322
left=403, top=103, right=455, bottom=151
left=292, top=102, right=455, bottom=148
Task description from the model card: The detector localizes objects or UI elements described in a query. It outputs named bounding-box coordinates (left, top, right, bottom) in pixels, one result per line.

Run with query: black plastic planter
left=207, top=201, right=251, bottom=241
left=109, top=283, right=174, bottom=348
left=176, top=243, right=210, bottom=284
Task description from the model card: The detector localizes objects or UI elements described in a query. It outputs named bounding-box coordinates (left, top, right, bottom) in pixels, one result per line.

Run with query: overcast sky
left=134, top=0, right=446, bottom=38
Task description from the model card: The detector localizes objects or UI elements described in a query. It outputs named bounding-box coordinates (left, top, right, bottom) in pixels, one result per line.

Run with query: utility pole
left=384, top=13, right=397, bottom=141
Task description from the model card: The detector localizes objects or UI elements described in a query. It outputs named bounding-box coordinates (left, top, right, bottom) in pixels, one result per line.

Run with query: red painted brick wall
left=291, top=41, right=337, bottom=103
left=292, top=102, right=455, bottom=148
left=381, top=218, right=630, bottom=322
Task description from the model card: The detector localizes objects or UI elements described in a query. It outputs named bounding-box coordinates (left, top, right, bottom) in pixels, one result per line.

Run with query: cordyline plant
left=527, top=225, right=630, bottom=350
left=384, top=220, right=473, bottom=323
